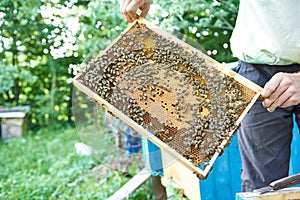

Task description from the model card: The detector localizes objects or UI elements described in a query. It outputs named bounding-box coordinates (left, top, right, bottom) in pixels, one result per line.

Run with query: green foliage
left=149, top=0, right=239, bottom=62
left=76, top=0, right=239, bottom=62
left=0, top=66, right=37, bottom=94
left=0, top=0, right=78, bottom=127
left=0, top=2, right=241, bottom=198
left=165, top=183, right=188, bottom=200
left=0, top=127, right=152, bottom=199
left=0, top=0, right=239, bottom=129
left=0, top=66, right=18, bottom=94
left=75, top=0, right=127, bottom=59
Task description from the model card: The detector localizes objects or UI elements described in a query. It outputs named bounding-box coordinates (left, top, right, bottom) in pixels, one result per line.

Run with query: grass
left=0, top=126, right=152, bottom=200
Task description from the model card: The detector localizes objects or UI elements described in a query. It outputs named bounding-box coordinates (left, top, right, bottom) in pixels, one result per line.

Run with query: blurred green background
left=0, top=0, right=239, bottom=199
left=0, top=0, right=239, bottom=129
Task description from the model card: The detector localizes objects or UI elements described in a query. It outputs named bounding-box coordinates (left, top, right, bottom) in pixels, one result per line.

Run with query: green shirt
left=230, top=0, right=300, bottom=65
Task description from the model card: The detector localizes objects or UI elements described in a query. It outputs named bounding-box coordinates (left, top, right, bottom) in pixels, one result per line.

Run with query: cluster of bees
left=78, top=22, right=250, bottom=167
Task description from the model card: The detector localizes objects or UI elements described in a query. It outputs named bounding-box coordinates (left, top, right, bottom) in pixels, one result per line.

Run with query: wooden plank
left=236, top=187, right=300, bottom=200
left=1, top=124, right=23, bottom=139
left=2, top=118, right=24, bottom=125
left=161, top=150, right=201, bottom=200
left=107, top=168, right=151, bottom=200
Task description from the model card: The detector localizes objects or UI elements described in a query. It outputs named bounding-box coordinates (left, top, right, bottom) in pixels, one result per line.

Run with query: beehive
left=73, top=18, right=262, bottom=178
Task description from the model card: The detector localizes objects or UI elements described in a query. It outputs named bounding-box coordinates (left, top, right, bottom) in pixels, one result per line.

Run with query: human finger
left=262, top=77, right=291, bottom=108
left=261, top=72, right=284, bottom=98
left=126, top=10, right=138, bottom=22
left=120, top=0, right=130, bottom=13
left=121, top=11, right=133, bottom=22
left=264, top=89, right=291, bottom=112
left=120, top=0, right=125, bottom=12
left=120, top=0, right=132, bottom=22
left=125, top=0, right=144, bottom=21
left=140, top=3, right=150, bottom=18
left=279, top=92, right=300, bottom=108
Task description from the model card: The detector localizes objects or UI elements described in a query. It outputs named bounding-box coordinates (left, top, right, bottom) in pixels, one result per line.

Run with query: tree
left=0, top=0, right=80, bottom=128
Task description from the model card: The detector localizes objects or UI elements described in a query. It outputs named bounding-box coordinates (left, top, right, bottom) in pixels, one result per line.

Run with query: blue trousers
left=236, top=61, right=300, bottom=192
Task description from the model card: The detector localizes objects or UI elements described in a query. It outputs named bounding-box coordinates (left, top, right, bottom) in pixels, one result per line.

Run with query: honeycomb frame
left=73, top=18, right=262, bottom=179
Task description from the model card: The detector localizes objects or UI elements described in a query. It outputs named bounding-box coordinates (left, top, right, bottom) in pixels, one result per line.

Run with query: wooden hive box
left=0, top=106, right=30, bottom=140
left=72, top=18, right=262, bottom=179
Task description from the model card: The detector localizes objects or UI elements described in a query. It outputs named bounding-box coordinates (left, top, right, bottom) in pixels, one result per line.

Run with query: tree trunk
left=50, top=68, right=57, bottom=124
left=14, top=78, right=20, bottom=105
left=67, top=85, right=73, bottom=123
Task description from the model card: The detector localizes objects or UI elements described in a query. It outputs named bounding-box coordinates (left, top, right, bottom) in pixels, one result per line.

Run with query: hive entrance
left=73, top=18, right=262, bottom=177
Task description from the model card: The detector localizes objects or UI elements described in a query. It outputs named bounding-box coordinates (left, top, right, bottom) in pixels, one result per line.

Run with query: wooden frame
left=73, top=17, right=262, bottom=178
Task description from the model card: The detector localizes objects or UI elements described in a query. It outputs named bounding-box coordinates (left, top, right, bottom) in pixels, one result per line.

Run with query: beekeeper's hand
left=262, top=72, right=300, bottom=112
left=120, top=0, right=151, bottom=22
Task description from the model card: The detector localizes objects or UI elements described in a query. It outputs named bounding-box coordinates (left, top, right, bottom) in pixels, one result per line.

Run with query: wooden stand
left=236, top=187, right=300, bottom=200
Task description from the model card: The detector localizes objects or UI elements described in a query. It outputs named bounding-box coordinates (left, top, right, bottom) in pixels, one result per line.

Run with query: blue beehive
left=142, top=118, right=300, bottom=200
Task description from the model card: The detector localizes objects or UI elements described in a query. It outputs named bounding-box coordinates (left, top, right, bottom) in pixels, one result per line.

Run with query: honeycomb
left=73, top=18, right=262, bottom=178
